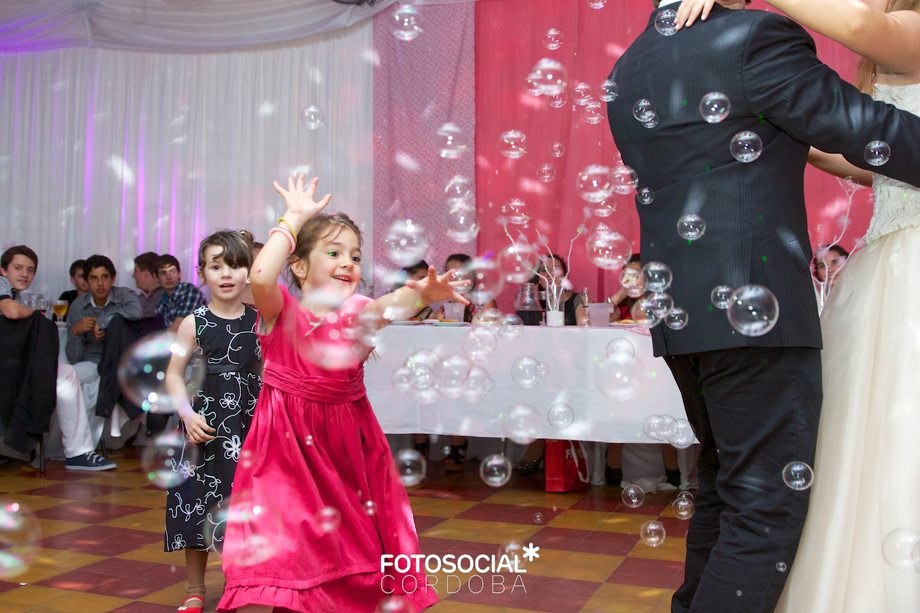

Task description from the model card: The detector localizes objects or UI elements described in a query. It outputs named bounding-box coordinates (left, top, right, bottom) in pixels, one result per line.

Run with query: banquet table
left=365, top=323, right=688, bottom=444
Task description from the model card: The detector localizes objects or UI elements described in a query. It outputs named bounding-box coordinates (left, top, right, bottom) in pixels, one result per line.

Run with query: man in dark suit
left=607, top=2, right=920, bottom=612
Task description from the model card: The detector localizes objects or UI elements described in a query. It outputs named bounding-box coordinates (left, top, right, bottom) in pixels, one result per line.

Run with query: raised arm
left=251, top=174, right=331, bottom=331
left=364, top=267, right=469, bottom=325
left=808, top=148, right=873, bottom=186
left=677, top=0, right=920, bottom=75
left=744, top=15, right=920, bottom=187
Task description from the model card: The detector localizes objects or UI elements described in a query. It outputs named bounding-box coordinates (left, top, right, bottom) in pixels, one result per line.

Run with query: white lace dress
left=777, top=83, right=920, bottom=612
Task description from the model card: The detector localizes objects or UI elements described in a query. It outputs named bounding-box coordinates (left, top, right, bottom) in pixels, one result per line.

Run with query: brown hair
left=286, top=213, right=363, bottom=292
left=855, top=0, right=920, bottom=93
left=1, top=245, right=38, bottom=271
left=133, top=252, right=159, bottom=276
left=198, top=230, right=254, bottom=271
left=155, top=254, right=181, bottom=273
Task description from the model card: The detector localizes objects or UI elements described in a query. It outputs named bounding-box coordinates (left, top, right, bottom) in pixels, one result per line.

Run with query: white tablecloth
left=365, top=324, right=688, bottom=444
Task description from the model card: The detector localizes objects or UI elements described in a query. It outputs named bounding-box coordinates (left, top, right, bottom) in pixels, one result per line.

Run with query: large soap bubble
left=577, top=165, right=614, bottom=203
left=499, top=130, right=528, bottom=159
left=384, top=219, right=429, bottom=266
left=727, top=285, right=779, bottom=337
left=0, top=499, right=41, bottom=579
left=117, top=330, right=205, bottom=414
left=586, top=225, right=632, bottom=271
left=530, top=59, right=567, bottom=96
left=700, top=92, right=730, bottom=123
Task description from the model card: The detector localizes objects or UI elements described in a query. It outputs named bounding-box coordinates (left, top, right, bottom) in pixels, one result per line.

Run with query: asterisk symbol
left=522, top=542, right=540, bottom=562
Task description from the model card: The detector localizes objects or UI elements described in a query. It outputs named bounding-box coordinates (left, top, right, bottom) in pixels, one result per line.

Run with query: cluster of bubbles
left=0, top=499, right=41, bottom=579
left=881, top=528, right=920, bottom=573
left=392, top=348, right=497, bottom=405
left=643, top=415, right=695, bottom=449
left=117, top=331, right=205, bottom=414
left=511, top=355, right=550, bottom=389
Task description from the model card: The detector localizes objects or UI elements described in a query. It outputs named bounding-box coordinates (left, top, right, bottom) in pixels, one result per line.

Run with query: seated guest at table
left=66, top=254, right=143, bottom=372
left=434, top=253, right=483, bottom=322
left=610, top=254, right=644, bottom=322
left=605, top=443, right=681, bottom=490
left=395, top=260, right=435, bottom=321
left=58, top=259, right=89, bottom=307
left=155, top=254, right=206, bottom=333
left=532, top=254, right=586, bottom=326
left=812, top=244, right=849, bottom=289
left=1, top=247, right=115, bottom=470
left=131, top=251, right=164, bottom=318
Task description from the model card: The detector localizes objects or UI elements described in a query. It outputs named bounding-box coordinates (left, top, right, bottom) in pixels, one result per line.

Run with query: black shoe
left=444, top=440, right=468, bottom=471
left=514, top=456, right=543, bottom=477
left=665, top=468, right=682, bottom=488
left=605, top=466, right=623, bottom=487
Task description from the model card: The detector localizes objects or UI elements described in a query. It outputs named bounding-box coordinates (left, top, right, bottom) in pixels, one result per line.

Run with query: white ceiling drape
left=0, top=0, right=473, bottom=53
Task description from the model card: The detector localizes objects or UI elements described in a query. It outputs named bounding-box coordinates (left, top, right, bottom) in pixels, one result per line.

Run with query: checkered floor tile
left=0, top=447, right=687, bottom=613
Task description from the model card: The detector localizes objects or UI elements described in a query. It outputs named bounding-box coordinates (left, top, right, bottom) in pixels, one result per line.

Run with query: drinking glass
left=52, top=300, right=69, bottom=326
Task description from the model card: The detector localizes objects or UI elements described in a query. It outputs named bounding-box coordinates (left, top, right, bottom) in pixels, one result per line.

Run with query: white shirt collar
left=659, top=0, right=682, bottom=7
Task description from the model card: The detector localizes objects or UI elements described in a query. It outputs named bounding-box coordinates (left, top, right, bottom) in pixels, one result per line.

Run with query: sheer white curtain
left=0, top=20, right=374, bottom=297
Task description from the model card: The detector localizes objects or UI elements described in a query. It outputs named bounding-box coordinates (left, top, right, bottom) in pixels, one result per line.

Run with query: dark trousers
left=665, top=347, right=822, bottom=613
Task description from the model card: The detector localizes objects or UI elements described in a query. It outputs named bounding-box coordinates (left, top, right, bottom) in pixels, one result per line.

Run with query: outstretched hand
left=674, top=0, right=717, bottom=30
left=405, top=266, right=471, bottom=306
left=272, top=174, right=332, bottom=227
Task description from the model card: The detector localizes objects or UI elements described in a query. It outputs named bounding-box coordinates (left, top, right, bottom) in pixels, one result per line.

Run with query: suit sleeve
left=743, top=14, right=920, bottom=188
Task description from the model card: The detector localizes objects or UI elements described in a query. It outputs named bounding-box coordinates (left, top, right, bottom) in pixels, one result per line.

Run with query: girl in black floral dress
left=164, top=231, right=262, bottom=613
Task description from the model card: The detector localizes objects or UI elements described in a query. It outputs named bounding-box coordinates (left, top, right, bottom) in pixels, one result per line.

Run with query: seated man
left=58, top=259, right=89, bottom=307
left=154, top=254, right=205, bottom=333
left=131, top=251, right=164, bottom=319
left=1, top=246, right=115, bottom=470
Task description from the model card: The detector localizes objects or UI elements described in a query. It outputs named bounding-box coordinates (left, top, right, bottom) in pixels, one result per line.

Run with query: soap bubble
left=502, top=403, right=541, bottom=444
left=392, top=5, right=422, bottom=41
left=637, top=188, right=655, bottom=205
left=535, top=362, right=550, bottom=378
left=461, top=327, right=497, bottom=361
left=523, top=73, right=542, bottom=97
left=222, top=488, right=284, bottom=567
left=405, top=350, right=441, bottom=390
left=611, top=165, right=638, bottom=195
left=543, top=28, right=563, bottom=50
left=591, top=200, right=616, bottom=218
left=655, top=9, right=678, bottom=36
left=498, top=242, right=540, bottom=285
left=315, top=507, right=341, bottom=534
left=480, top=454, right=512, bottom=487
left=728, top=285, right=780, bottom=337
left=502, top=198, right=530, bottom=225
left=582, top=100, right=605, bottom=124
left=375, top=595, right=415, bottom=613
left=385, top=219, right=429, bottom=266
left=533, top=513, right=544, bottom=524
left=447, top=202, right=479, bottom=243
left=643, top=415, right=666, bottom=441
left=643, top=292, right=674, bottom=318
left=117, top=331, right=205, bottom=414
left=641, top=520, right=666, bottom=547
left=550, top=142, right=565, bottom=157
left=711, top=285, right=733, bottom=309
left=0, top=499, right=41, bottom=579
left=776, top=562, right=787, bottom=573
left=500, top=314, right=524, bottom=341
left=665, top=307, right=689, bottom=330
left=677, top=214, right=706, bottom=241
left=600, top=79, right=619, bottom=102
left=391, top=367, right=413, bottom=392
left=436, top=122, right=469, bottom=159
left=586, top=225, right=632, bottom=270
left=434, top=354, right=472, bottom=399
left=619, top=267, right=644, bottom=298
left=672, top=497, right=694, bottom=520
left=461, top=365, right=494, bottom=403
left=642, top=262, right=672, bottom=292
left=445, top=174, right=472, bottom=206
left=607, top=338, right=635, bottom=365
left=641, top=112, right=659, bottom=129
left=530, top=59, right=567, bottom=96
left=448, top=266, right=474, bottom=296
left=537, top=164, right=556, bottom=182
left=511, top=356, right=542, bottom=389
left=408, top=387, right=439, bottom=405
left=142, top=430, right=200, bottom=489
left=547, top=90, right=568, bottom=108
left=499, top=130, right=528, bottom=159
left=472, top=307, right=504, bottom=330
left=864, top=140, right=890, bottom=166
left=548, top=403, right=575, bottom=430
left=633, top=99, right=655, bottom=123
left=395, top=449, right=427, bottom=487
left=577, top=165, right=614, bottom=203
left=622, top=485, right=645, bottom=508
left=667, top=418, right=695, bottom=449
left=587, top=0, right=607, bottom=8
left=631, top=300, right=660, bottom=327
left=730, top=131, right=763, bottom=163
left=595, top=359, right=641, bottom=401
left=882, top=528, right=920, bottom=572
left=782, top=461, right=814, bottom=491
left=465, top=256, right=505, bottom=306
left=300, top=105, right=324, bottom=129
left=700, top=92, right=731, bottom=123
left=573, top=82, right=593, bottom=106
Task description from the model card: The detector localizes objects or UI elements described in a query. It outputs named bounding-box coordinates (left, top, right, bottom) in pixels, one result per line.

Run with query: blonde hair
left=855, top=0, right=920, bottom=93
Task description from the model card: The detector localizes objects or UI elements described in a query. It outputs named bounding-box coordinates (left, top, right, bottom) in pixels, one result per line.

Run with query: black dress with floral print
left=164, top=306, right=262, bottom=552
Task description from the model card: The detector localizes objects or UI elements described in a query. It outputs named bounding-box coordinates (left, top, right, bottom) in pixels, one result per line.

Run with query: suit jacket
left=607, top=3, right=920, bottom=356
left=0, top=312, right=58, bottom=453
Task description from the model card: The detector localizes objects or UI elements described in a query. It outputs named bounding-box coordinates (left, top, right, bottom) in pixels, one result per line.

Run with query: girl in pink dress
left=218, top=175, right=464, bottom=613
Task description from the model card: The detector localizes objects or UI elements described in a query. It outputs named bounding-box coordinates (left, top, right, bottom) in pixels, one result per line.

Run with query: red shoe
left=178, top=596, right=205, bottom=612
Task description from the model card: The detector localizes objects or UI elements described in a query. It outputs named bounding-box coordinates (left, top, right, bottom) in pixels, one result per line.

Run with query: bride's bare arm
left=763, top=0, right=920, bottom=75
left=808, top=148, right=874, bottom=187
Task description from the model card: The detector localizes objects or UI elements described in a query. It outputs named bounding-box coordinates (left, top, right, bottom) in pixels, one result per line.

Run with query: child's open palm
left=272, top=174, right=331, bottom=224
left=406, top=266, right=471, bottom=306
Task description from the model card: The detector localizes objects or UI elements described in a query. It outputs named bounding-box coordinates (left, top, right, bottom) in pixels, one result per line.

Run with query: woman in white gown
left=677, top=0, right=920, bottom=611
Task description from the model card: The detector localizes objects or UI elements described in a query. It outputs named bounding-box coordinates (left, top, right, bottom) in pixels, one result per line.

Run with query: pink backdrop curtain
left=474, top=0, right=866, bottom=310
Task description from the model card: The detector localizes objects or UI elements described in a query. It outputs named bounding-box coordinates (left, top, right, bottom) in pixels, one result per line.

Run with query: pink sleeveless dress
left=218, top=287, right=438, bottom=613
